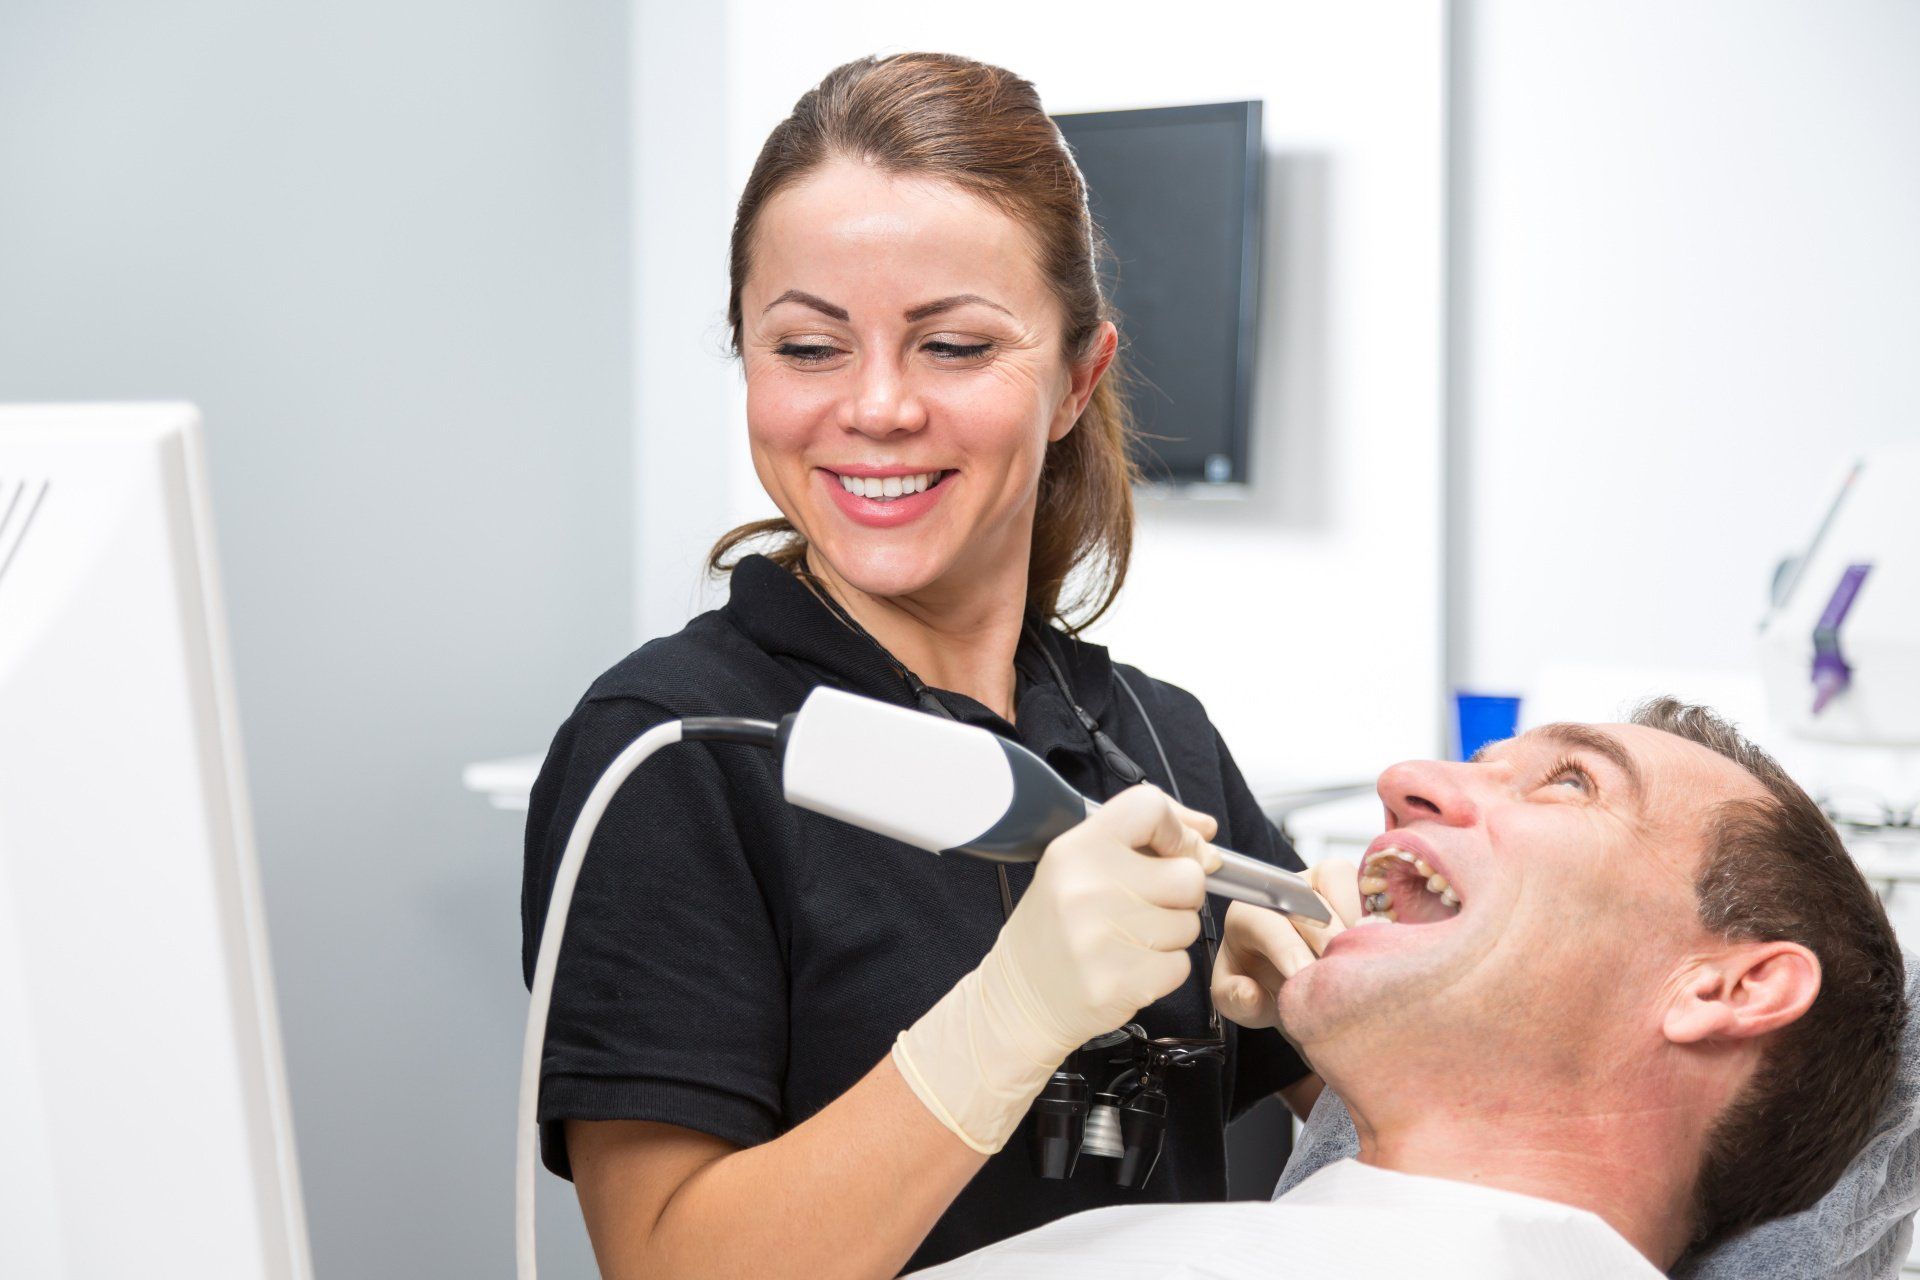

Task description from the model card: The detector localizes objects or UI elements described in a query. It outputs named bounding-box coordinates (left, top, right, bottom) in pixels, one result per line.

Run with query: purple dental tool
left=1811, top=563, right=1873, bottom=715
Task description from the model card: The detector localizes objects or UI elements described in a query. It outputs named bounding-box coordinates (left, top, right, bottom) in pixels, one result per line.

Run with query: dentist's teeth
left=840, top=471, right=942, bottom=500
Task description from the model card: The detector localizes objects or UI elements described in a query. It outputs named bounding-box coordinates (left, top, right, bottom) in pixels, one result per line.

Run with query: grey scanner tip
left=1261, top=882, right=1331, bottom=924
left=1205, top=849, right=1331, bottom=923
left=1286, top=895, right=1333, bottom=925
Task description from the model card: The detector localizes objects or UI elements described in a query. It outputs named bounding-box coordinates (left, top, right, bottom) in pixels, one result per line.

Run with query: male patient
left=916, top=700, right=1907, bottom=1278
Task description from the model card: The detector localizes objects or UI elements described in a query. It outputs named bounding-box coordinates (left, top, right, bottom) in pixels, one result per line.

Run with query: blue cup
left=1453, top=692, right=1521, bottom=762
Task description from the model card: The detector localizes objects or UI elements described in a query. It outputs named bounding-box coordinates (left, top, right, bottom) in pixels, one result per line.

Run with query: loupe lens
left=1112, top=1089, right=1169, bottom=1189
left=1028, top=1071, right=1090, bottom=1179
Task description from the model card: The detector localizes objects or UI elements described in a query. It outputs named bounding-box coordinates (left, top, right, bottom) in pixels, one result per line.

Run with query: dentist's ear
left=1663, top=941, right=1821, bottom=1045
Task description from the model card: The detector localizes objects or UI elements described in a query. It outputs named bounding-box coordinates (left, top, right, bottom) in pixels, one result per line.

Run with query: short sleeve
left=1210, top=727, right=1316, bottom=1107
left=521, top=696, right=789, bottom=1178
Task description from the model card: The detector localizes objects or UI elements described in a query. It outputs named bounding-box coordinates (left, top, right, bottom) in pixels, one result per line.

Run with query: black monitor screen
left=1054, top=102, right=1262, bottom=486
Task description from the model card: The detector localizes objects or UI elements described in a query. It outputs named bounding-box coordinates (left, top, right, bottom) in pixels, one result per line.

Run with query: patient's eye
left=1542, top=756, right=1596, bottom=795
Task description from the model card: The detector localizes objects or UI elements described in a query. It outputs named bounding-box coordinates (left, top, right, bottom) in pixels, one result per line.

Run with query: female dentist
left=522, top=52, right=1327, bottom=1280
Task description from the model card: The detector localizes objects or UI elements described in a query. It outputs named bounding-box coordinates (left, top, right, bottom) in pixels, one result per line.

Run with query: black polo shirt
left=521, top=555, right=1310, bottom=1272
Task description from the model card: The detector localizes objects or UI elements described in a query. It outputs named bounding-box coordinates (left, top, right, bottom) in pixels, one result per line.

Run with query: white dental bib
left=909, top=1158, right=1662, bottom=1279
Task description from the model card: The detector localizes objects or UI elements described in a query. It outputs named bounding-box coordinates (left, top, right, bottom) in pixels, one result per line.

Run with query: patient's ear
left=1663, top=942, right=1821, bottom=1045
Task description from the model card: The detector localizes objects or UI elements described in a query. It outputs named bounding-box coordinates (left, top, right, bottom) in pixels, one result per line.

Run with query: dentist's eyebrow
left=903, top=293, right=1013, bottom=322
left=763, top=290, right=849, bottom=321
left=1534, top=723, right=1647, bottom=806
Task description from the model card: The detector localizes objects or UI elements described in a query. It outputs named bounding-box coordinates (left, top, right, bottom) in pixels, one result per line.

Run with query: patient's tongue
left=1364, top=852, right=1461, bottom=924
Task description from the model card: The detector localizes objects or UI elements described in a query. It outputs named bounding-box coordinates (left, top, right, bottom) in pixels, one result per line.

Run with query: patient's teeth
left=1440, top=887, right=1460, bottom=908
left=1366, top=893, right=1390, bottom=913
left=1427, top=874, right=1449, bottom=894
left=1414, top=858, right=1434, bottom=877
left=1359, top=875, right=1388, bottom=894
left=1353, top=914, right=1390, bottom=927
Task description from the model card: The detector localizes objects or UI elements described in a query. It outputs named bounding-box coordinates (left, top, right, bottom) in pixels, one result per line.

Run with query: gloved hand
left=1209, top=859, right=1363, bottom=1031
left=893, top=784, right=1221, bottom=1154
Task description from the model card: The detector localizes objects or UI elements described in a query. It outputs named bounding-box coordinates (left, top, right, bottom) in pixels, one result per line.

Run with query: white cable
left=517, top=719, right=685, bottom=1280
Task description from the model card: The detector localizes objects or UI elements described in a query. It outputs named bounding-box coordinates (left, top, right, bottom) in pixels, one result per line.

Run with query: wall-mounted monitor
left=1054, top=101, right=1263, bottom=487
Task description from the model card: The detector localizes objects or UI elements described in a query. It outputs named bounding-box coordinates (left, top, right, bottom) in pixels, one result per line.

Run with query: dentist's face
left=1279, top=724, right=1769, bottom=1088
left=737, top=157, right=1108, bottom=604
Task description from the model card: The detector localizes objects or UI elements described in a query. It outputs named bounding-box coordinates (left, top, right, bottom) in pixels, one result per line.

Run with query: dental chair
left=1273, top=952, right=1920, bottom=1278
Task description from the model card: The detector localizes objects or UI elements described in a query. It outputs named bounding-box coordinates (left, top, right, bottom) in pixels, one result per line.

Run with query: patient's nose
left=1377, top=759, right=1479, bottom=830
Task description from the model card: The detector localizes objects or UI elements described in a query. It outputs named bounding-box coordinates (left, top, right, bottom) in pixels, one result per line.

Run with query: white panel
left=0, top=404, right=309, bottom=1279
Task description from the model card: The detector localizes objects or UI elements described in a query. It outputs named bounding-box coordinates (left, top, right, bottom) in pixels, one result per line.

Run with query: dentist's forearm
left=569, top=1054, right=986, bottom=1280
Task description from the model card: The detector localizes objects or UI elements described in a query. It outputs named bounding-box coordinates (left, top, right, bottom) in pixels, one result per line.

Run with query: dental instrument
left=1760, top=445, right=1919, bottom=744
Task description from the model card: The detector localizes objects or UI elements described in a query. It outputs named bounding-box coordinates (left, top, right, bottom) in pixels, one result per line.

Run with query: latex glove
left=893, top=784, right=1221, bottom=1154
left=1209, top=859, right=1363, bottom=1030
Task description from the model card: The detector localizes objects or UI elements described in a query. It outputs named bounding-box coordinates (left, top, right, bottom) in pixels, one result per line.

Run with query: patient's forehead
left=1585, top=724, right=1772, bottom=874
left=1603, top=723, right=1767, bottom=803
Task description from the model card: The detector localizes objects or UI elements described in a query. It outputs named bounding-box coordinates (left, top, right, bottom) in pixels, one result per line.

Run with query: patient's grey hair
left=1632, top=699, right=1907, bottom=1253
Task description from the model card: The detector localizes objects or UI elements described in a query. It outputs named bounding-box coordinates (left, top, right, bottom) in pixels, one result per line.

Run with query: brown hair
left=707, top=52, right=1138, bottom=631
left=1630, top=699, right=1907, bottom=1252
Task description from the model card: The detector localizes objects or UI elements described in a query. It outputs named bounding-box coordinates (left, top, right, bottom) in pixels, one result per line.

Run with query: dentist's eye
left=924, top=340, right=992, bottom=361
left=775, top=342, right=842, bottom=363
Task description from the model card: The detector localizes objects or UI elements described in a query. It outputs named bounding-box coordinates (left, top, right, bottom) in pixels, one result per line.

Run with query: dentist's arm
left=570, top=787, right=1219, bottom=1280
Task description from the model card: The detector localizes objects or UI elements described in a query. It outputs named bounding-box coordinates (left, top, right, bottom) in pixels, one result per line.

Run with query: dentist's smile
left=818, top=465, right=957, bottom=529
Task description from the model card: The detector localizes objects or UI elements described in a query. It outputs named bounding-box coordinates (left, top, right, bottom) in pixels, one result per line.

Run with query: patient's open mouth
left=1355, top=848, right=1462, bottom=925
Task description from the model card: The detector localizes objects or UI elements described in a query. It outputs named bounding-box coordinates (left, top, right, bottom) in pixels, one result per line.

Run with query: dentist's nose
left=843, top=357, right=927, bottom=439
left=1377, top=758, right=1480, bottom=831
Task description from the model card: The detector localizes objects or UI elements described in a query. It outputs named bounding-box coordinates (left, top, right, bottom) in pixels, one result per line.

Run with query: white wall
left=633, top=1, right=737, bottom=632
left=634, top=0, right=1449, bottom=787
left=1457, top=0, right=1920, bottom=698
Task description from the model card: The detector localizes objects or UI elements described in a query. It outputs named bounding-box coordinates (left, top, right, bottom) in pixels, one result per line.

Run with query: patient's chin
left=1278, top=956, right=1382, bottom=1046
left=1280, top=947, right=1451, bottom=1051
